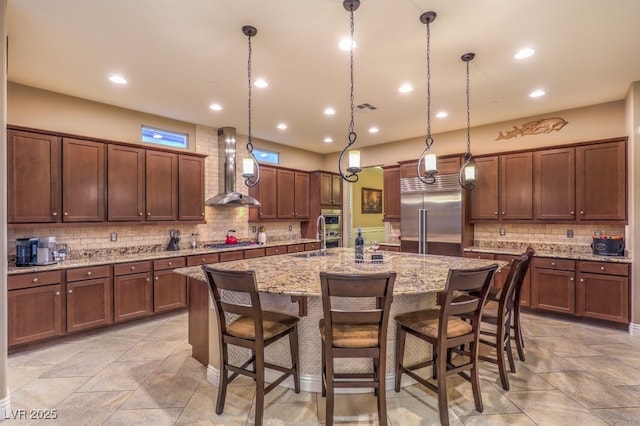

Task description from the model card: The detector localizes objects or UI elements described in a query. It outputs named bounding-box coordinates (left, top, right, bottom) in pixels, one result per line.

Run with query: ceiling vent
left=356, top=103, right=377, bottom=110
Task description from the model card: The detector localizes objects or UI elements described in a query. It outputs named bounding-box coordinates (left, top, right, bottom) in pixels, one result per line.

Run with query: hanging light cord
left=244, top=28, right=260, bottom=187
left=465, top=58, right=471, bottom=158
left=338, top=4, right=360, bottom=183
left=459, top=53, right=475, bottom=190
left=417, top=12, right=436, bottom=184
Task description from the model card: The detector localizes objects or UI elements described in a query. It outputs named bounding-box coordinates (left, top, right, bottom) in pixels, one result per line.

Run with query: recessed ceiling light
left=529, top=89, right=546, bottom=98
left=277, top=123, right=287, bottom=130
left=324, top=107, right=336, bottom=115
left=398, top=83, right=413, bottom=93
left=109, top=74, right=127, bottom=85
left=435, top=111, right=448, bottom=118
left=324, top=137, right=333, bottom=143
left=369, top=127, right=379, bottom=134
left=339, top=37, right=356, bottom=51
left=254, top=78, right=268, bottom=88
left=515, top=48, right=535, bottom=59
left=209, top=103, right=222, bottom=111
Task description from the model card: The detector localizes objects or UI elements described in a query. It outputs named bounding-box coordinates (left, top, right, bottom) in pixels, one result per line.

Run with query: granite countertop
left=464, top=246, right=632, bottom=264
left=7, top=239, right=319, bottom=275
left=174, top=247, right=507, bottom=297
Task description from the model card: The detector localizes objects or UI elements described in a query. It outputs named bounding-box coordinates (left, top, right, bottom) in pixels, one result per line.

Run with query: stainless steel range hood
left=205, top=127, right=261, bottom=206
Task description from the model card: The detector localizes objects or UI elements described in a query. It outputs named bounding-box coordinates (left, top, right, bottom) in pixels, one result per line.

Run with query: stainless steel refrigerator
left=400, top=173, right=463, bottom=256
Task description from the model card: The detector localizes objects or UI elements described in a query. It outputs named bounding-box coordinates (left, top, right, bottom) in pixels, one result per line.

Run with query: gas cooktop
left=203, top=242, right=258, bottom=249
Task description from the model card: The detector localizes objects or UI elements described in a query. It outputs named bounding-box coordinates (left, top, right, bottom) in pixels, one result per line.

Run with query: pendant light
left=459, top=52, right=476, bottom=190
left=417, top=11, right=438, bottom=185
left=337, top=0, right=361, bottom=183
left=242, top=25, right=260, bottom=187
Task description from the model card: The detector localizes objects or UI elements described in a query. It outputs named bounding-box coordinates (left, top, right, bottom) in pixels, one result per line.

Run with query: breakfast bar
left=175, top=247, right=505, bottom=392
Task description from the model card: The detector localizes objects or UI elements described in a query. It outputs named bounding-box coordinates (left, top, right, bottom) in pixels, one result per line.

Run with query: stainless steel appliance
left=36, top=236, right=58, bottom=265
left=320, top=208, right=342, bottom=248
left=400, top=173, right=462, bottom=256
left=16, top=237, right=38, bottom=266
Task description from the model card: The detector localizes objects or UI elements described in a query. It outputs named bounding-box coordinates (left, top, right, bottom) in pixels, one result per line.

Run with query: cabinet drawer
left=579, top=261, right=629, bottom=276
left=66, top=265, right=111, bottom=282
left=187, top=253, right=219, bottom=266
left=153, top=257, right=186, bottom=271
left=533, top=257, right=575, bottom=271
left=287, top=244, right=305, bottom=253
left=305, top=242, right=321, bottom=251
left=244, top=248, right=265, bottom=259
left=378, top=244, right=400, bottom=252
left=266, top=246, right=286, bottom=256
left=114, top=261, right=152, bottom=276
left=8, top=271, right=63, bottom=290
left=463, top=252, right=495, bottom=260
left=219, top=251, right=244, bottom=262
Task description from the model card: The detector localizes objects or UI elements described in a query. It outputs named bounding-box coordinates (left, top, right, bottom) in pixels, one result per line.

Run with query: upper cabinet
left=534, top=147, right=575, bottom=220
left=249, top=165, right=278, bottom=220
left=470, top=156, right=500, bottom=220
left=62, top=138, right=106, bottom=222
left=108, top=144, right=145, bottom=221
left=500, top=152, right=533, bottom=220
left=145, top=150, right=178, bottom=221
left=8, top=129, right=61, bottom=223
left=250, top=166, right=310, bottom=221
left=383, top=165, right=400, bottom=221
left=319, top=172, right=342, bottom=206
left=178, top=154, right=205, bottom=221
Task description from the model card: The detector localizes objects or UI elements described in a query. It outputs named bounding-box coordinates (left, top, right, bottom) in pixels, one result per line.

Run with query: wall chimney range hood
left=205, top=127, right=261, bottom=206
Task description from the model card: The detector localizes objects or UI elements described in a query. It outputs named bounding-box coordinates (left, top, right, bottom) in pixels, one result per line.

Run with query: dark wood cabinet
left=108, top=144, right=145, bottom=221
left=113, top=261, right=153, bottom=322
left=7, top=129, right=61, bottom=223
left=531, top=258, right=576, bottom=314
left=188, top=277, right=209, bottom=365
left=62, top=138, right=105, bottom=222
left=534, top=147, right=575, bottom=220
left=294, top=171, right=310, bottom=219
left=576, top=141, right=626, bottom=221
left=383, top=165, right=400, bottom=221
left=276, top=169, right=309, bottom=219
left=8, top=284, right=63, bottom=346
left=178, top=154, right=205, bottom=221
left=500, top=152, right=533, bottom=220
left=470, top=156, right=499, bottom=220
left=153, top=257, right=187, bottom=313
left=494, top=254, right=531, bottom=307
left=66, top=265, right=113, bottom=333
left=145, top=150, right=178, bottom=221
left=319, top=172, right=342, bottom=206
left=249, top=165, right=277, bottom=220
left=576, top=261, right=629, bottom=323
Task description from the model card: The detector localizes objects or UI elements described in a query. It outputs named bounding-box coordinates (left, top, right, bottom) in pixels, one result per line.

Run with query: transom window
left=141, top=126, right=188, bottom=149
left=253, top=147, right=279, bottom=165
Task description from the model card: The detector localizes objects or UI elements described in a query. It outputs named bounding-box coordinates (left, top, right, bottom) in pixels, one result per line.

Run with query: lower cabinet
left=65, top=265, right=112, bottom=333
left=153, top=257, right=187, bottom=313
left=531, top=259, right=576, bottom=314
left=8, top=282, right=63, bottom=346
left=576, top=261, right=629, bottom=323
left=113, top=261, right=153, bottom=322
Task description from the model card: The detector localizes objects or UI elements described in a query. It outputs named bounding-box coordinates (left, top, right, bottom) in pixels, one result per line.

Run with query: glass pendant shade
left=242, top=158, right=255, bottom=178
left=348, top=150, right=361, bottom=172
left=424, top=153, right=437, bottom=174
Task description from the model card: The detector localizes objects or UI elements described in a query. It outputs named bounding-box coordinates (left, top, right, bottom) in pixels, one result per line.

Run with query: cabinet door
left=494, top=254, right=531, bottom=306
left=576, top=141, right=626, bottom=221
left=66, top=277, right=113, bottom=333
left=534, top=147, right=575, bottom=220
left=383, top=166, right=400, bottom=221
left=113, top=273, right=153, bottom=322
left=470, top=156, right=499, bottom=220
left=146, top=150, right=178, bottom=221
left=8, top=284, right=63, bottom=346
left=154, top=269, right=187, bottom=312
left=7, top=130, right=61, bottom=223
left=249, top=166, right=277, bottom=220
left=62, top=138, right=105, bottom=222
left=500, top=152, right=533, bottom=220
left=576, top=272, right=629, bottom=323
left=294, top=171, right=310, bottom=219
left=331, top=174, right=342, bottom=206
left=277, top=169, right=295, bottom=219
left=178, top=154, right=205, bottom=221
left=320, top=173, right=333, bottom=205
left=531, top=268, right=575, bottom=314
left=108, top=144, right=145, bottom=221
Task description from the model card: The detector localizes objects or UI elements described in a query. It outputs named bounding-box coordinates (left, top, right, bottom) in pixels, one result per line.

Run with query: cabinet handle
left=155, top=277, right=159, bottom=281
left=570, top=211, right=575, bottom=215
left=570, top=277, right=574, bottom=281
left=168, top=262, right=172, bottom=266
left=55, top=291, right=60, bottom=296
left=146, top=278, right=150, bottom=282
left=130, top=266, right=136, bottom=271
left=494, top=212, right=498, bottom=215
left=580, top=210, right=584, bottom=215
left=551, top=262, right=556, bottom=267
left=580, top=278, right=584, bottom=282
left=52, top=212, right=57, bottom=216
left=32, top=277, right=39, bottom=283
left=139, top=212, right=143, bottom=216
left=68, top=289, right=73, bottom=294
left=502, top=211, right=505, bottom=215
left=201, top=258, right=206, bottom=263
left=201, top=212, right=205, bottom=216
left=147, top=212, right=151, bottom=216
left=600, top=266, right=605, bottom=271
left=87, top=271, right=92, bottom=276
left=64, top=212, right=68, bottom=216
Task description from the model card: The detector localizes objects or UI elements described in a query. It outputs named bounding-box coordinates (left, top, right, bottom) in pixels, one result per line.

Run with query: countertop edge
left=463, top=246, right=632, bottom=264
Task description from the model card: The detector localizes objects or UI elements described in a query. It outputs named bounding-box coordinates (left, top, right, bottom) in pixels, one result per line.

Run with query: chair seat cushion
left=227, top=311, right=299, bottom=340
left=395, top=309, right=472, bottom=339
left=318, top=319, right=379, bottom=348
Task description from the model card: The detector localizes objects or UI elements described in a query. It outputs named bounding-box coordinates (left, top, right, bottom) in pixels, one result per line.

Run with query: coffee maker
left=36, top=236, right=58, bottom=265
left=16, top=237, right=38, bottom=266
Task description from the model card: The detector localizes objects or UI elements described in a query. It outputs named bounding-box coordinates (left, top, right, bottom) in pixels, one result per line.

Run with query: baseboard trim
left=628, top=322, right=640, bottom=337
left=1, top=390, right=12, bottom=423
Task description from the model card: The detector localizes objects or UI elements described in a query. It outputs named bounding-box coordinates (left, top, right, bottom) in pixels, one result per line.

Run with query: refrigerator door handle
left=419, top=208, right=428, bottom=255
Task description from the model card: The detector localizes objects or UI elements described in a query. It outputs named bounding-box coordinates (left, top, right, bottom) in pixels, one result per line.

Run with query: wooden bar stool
left=202, top=266, right=300, bottom=426
left=394, top=264, right=497, bottom=426
left=319, top=271, right=396, bottom=426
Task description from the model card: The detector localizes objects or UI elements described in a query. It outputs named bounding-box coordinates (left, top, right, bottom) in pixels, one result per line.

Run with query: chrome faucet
left=316, top=214, right=327, bottom=252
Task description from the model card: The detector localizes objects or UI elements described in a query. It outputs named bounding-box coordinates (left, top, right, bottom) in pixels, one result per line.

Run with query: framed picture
left=361, top=187, right=382, bottom=214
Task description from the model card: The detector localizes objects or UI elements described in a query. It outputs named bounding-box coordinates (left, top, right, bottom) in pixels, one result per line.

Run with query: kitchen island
left=175, top=247, right=505, bottom=392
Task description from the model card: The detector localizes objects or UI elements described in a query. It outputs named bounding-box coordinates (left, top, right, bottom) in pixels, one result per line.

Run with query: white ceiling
left=7, top=0, right=640, bottom=154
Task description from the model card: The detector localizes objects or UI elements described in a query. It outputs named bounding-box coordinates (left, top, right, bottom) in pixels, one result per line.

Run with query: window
left=253, top=147, right=279, bottom=165
left=141, top=126, right=188, bottom=149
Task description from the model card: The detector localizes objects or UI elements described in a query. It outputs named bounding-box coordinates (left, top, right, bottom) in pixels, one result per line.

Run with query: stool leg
left=394, top=323, right=405, bottom=392
left=496, top=319, right=509, bottom=391
left=377, top=351, right=388, bottom=426
left=254, top=350, right=265, bottom=426
left=289, top=326, right=300, bottom=393
left=436, top=343, right=449, bottom=426
left=325, top=352, right=335, bottom=426
left=321, top=339, right=326, bottom=397
left=216, top=343, right=229, bottom=414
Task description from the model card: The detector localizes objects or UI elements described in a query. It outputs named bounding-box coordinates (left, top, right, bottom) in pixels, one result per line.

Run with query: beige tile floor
left=5, top=310, right=640, bottom=425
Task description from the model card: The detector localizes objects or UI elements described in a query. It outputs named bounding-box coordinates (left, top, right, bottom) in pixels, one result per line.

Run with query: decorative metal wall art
left=495, top=117, right=568, bottom=141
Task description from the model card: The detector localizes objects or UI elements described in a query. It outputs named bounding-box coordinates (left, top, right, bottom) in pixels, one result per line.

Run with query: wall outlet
left=288, top=225, right=293, bottom=231
left=252, top=226, right=257, bottom=233
left=567, top=229, right=574, bottom=238
left=499, top=228, right=506, bottom=236
left=110, top=232, right=117, bottom=242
